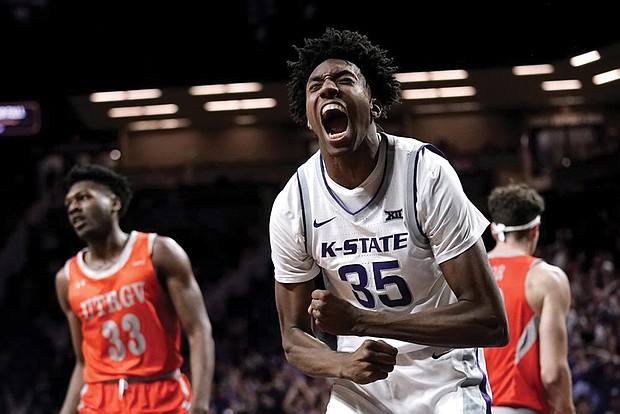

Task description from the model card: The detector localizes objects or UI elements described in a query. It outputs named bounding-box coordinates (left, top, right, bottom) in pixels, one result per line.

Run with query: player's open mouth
left=321, top=103, right=348, bottom=139
left=72, top=216, right=86, bottom=229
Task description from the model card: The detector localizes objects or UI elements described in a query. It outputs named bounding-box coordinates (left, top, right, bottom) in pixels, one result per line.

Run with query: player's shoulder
left=388, top=133, right=426, bottom=150
left=272, top=152, right=321, bottom=211
left=152, top=233, right=180, bottom=252
left=150, top=233, right=190, bottom=266
left=532, top=259, right=567, bottom=276
left=55, top=261, right=69, bottom=281
left=273, top=173, right=299, bottom=204
left=388, top=133, right=447, bottom=164
left=55, top=253, right=79, bottom=280
left=530, top=260, right=570, bottom=290
left=270, top=177, right=302, bottom=225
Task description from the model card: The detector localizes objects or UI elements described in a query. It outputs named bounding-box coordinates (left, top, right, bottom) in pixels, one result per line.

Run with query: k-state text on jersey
left=321, top=232, right=408, bottom=257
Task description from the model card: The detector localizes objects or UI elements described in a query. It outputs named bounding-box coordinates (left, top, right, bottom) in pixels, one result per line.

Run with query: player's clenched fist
left=308, top=289, right=361, bottom=335
left=340, top=339, right=398, bottom=384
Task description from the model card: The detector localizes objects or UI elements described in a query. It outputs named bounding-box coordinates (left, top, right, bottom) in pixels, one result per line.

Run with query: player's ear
left=370, top=98, right=382, bottom=119
left=490, top=223, right=504, bottom=242
left=111, top=195, right=122, bottom=214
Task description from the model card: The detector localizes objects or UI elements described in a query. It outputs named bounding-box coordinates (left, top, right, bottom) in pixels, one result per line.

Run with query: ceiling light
left=109, top=149, right=121, bottom=160
left=395, top=70, right=468, bottom=83
left=204, top=98, right=277, bottom=112
left=570, top=50, right=600, bottom=67
left=541, top=80, right=582, bottom=91
left=90, top=89, right=162, bottom=102
left=592, top=68, right=620, bottom=85
left=512, top=64, right=554, bottom=76
left=189, top=82, right=263, bottom=95
left=401, top=86, right=476, bottom=100
left=108, top=104, right=179, bottom=118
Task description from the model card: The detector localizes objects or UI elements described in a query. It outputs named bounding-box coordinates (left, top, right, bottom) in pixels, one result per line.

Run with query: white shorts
left=325, top=346, right=492, bottom=414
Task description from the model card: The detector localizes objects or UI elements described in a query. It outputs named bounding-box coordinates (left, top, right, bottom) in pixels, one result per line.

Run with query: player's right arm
left=275, top=279, right=397, bottom=384
left=270, top=182, right=397, bottom=384
left=55, top=266, right=86, bottom=414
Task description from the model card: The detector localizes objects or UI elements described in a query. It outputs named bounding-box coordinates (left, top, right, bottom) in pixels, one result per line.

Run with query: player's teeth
left=322, top=104, right=341, bottom=115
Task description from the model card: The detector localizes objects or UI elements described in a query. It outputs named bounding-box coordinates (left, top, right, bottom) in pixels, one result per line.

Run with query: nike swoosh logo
left=313, top=217, right=336, bottom=228
left=431, top=349, right=453, bottom=359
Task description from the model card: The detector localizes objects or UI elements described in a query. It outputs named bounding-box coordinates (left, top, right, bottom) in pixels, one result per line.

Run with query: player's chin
left=321, top=130, right=354, bottom=152
left=73, top=225, right=93, bottom=240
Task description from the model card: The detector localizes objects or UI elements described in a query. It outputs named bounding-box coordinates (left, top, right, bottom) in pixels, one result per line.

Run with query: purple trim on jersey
left=412, top=145, right=429, bottom=239
left=296, top=172, right=309, bottom=254
left=412, top=144, right=448, bottom=241
left=319, top=138, right=389, bottom=216
left=476, top=348, right=493, bottom=414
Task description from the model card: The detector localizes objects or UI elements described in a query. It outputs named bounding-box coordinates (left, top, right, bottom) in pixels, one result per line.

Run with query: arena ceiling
left=2, top=0, right=620, bottom=137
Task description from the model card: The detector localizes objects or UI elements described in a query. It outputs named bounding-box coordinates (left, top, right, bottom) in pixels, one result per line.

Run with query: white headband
left=492, top=215, right=541, bottom=242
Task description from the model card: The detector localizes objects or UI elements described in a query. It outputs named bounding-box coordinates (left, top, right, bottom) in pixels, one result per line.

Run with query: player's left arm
left=153, top=236, right=215, bottom=414
left=401, top=237, right=508, bottom=347
left=432, top=237, right=509, bottom=347
left=411, top=149, right=508, bottom=347
left=313, top=237, right=509, bottom=348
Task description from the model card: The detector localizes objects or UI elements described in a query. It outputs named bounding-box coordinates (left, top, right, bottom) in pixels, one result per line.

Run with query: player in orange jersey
left=484, top=182, right=575, bottom=414
left=55, top=163, right=215, bottom=414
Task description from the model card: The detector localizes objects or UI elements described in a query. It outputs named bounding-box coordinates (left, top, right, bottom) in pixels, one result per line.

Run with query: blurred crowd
left=540, top=237, right=620, bottom=414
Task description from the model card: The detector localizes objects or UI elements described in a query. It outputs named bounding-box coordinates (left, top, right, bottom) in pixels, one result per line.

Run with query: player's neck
left=489, top=240, right=533, bottom=257
left=86, top=228, right=131, bottom=261
left=323, top=127, right=382, bottom=189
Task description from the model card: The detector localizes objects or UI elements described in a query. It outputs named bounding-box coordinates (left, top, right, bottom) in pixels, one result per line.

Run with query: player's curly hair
left=287, top=27, right=401, bottom=126
left=65, top=164, right=133, bottom=218
left=487, top=183, right=545, bottom=227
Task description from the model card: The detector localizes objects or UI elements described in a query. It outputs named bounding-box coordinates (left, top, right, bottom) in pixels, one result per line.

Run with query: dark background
left=3, top=1, right=619, bottom=109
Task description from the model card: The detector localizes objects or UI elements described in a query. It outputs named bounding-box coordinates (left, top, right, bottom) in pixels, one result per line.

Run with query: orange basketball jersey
left=66, top=231, right=183, bottom=383
left=484, top=254, right=550, bottom=414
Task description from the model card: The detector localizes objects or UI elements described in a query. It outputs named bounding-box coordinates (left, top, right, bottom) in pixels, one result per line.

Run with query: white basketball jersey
left=270, top=133, right=493, bottom=413
left=270, top=133, right=489, bottom=353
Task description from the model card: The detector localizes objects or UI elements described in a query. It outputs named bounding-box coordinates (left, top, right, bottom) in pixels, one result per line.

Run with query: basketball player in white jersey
left=269, top=28, right=509, bottom=413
